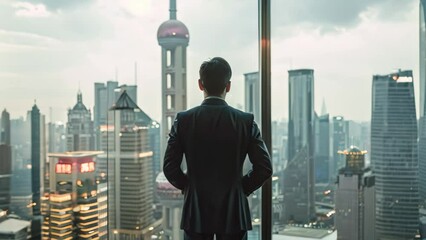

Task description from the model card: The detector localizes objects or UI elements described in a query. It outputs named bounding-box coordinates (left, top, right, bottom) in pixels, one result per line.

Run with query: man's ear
left=198, top=79, right=204, bottom=91
left=225, top=81, right=231, bottom=93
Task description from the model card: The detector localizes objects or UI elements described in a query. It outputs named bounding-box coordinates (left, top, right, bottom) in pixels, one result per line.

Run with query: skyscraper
left=1, top=109, right=11, bottom=145
left=0, top=109, right=11, bottom=212
left=283, top=69, right=315, bottom=224
left=315, top=113, right=330, bottom=184
left=419, top=0, right=426, bottom=207
left=244, top=71, right=260, bottom=124
left=371, top=70, right=419, bottom=239
left=335, top=146, right=375, bottom=240
left=0, top=144, right=11, bottom=211
left=66, top=91, right=95, bottom=151
left=157, top=0, right=189, bottom=166
left=332, top=116, right=347, bottom=183
left=42, top=151, right=102, bottom=240
left=30, top=103, right=42, bottom=238
left=100, top=91, right=155, bottom=239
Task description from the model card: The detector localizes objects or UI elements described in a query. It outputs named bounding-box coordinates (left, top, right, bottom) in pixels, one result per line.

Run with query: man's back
left=163, top=57, right=272, bottom=239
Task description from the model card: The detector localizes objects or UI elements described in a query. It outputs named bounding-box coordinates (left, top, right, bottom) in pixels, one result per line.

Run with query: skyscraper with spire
left=66, top=91, right=95, bottom=151
left=157, top=0, right=189, bottom=167
left=419, top=0, right=426, bottom=207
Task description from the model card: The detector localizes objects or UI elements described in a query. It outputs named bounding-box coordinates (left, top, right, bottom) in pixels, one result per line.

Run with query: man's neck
left=204, top=92, right=226, bottom=100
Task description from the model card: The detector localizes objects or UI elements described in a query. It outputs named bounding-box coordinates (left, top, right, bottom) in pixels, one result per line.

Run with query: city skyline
left=0, top=0, right=421, bottom=123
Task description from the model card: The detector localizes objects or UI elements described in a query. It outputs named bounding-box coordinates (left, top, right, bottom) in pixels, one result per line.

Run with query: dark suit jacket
left=163, top=97, right=272, bottom=234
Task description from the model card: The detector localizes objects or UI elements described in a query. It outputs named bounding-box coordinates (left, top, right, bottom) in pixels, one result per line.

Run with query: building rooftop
left=274, top=226, right=336, bottom=240
left=48, top=151, right=103, bottom=158
left=0, top=218, right=30, bottom=234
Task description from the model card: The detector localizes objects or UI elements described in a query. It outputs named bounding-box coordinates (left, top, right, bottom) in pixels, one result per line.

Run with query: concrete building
left=371, top=70, right=419, bottom=239
left=47, top=122, right=66, bottom=153
left=283, top=69, right=315, bottom=224
left=335, top=146, right=375, bottom=240
left=99, top=91, right=156, bottom=239
left=419, top=0, right=426, bottom=208
left=66, top=91, right=95, bottom=151
left=244, top=71, right=260, bottom=125
left=0, top=213, right=30, bottom=240
left=42, top=151, right=102, bottom=240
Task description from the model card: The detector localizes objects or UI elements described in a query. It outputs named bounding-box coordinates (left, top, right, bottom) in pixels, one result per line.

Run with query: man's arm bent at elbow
left=242, top=119, right=273, bottom=196
left=163, top=114, right=187, bottom=190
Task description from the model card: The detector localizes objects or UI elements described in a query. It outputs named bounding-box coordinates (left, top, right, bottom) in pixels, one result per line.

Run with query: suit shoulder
left=176, top=106, right=201, bottom=119
left=227, top=106, right=254, bottom=122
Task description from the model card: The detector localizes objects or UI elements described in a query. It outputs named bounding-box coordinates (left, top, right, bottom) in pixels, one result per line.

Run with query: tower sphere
left=157, top=19, right=189, bottom=42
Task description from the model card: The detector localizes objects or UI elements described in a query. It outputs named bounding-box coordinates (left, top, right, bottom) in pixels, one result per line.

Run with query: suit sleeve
left=163, top=113, right=187, bottom=190
left=242, top=119, right=273, bottom=196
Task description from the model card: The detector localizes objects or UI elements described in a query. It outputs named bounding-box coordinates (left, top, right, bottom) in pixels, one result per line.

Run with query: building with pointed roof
left=66, top=91, right=95, bottom=151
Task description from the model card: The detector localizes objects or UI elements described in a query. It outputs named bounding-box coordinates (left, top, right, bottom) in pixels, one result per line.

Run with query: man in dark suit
left=163, top=57, right=272, bottom=240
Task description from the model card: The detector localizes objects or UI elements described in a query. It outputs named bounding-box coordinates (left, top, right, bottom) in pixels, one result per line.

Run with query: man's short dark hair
left=199, top=57, right=232, bottom=96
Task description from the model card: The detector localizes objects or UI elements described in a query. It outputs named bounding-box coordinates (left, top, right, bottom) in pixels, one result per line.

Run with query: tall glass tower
left=283, top=69, right=315, bottom=224
left=419, top=0, right=426, bottom=207
left=157, top=0, right=189, bottom=166
left=371, top=70, right=419, bottom=239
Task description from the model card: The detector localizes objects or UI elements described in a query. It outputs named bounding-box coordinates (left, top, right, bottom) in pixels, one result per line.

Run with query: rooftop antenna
left=170, top=0, right=177, bottom=20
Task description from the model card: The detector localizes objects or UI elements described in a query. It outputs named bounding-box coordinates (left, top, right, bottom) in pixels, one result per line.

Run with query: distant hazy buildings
left=1, top=109, right=11, bottom=145
left=419, top=0, right=426, bottom=207
left=315, top=113, right=330, bottom=184
left=66, top=91, right=95, bottom=151
left=0, top=145, right=11, bottom=212
left=371, top=70, right=419, bottom=239
left=48, top=122, right=66, bottom=153
left=244, top=71, right=260, bottom=124
left=335, top=146, right=375, bottom=240
left=93, top=81, right=137, bottom=150
left=283, top=69, right=315, bottom=224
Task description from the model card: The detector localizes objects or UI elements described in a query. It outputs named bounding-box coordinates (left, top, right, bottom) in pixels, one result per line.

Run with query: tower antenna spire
left=170, top=0, right=177, bottom=20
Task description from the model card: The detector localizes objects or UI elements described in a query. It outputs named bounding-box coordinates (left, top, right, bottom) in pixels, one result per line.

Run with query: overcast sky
left=0, top=0, right=420, bottom=123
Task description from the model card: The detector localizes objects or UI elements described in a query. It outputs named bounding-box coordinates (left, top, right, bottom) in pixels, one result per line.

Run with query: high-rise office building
left=283, top=69, right=315, bottom=224
left=419, top=0, right=426, bottom=207
left=42, top=151, right=102, bottom=240
left=99, top=91, right=155, bottom=239
left=66, top=91, right=95, bottom=151
left=1, top=109, right=11, bottom=145
left=244, top=71, right=260, bottom=124
left=315, top=113, right=330, bottom=184
left=157, top=0, right=189, bottom=165
left=335, top=146, right=375, bottom=240
left=30, top=103, right=42, bottom=238
left=0, top=144, right=11, bottom=211
left=331, top=116, right=347, bottom=183
left=0, top=109, right=11, bottom=212
left=371, top=70, right=419, bottom=239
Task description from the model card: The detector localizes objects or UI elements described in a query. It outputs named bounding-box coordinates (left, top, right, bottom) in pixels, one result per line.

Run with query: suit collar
left=201, top=97, right=228, bottom=106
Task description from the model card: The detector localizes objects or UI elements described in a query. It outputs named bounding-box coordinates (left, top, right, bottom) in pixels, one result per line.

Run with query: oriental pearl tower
left=157, top=1, right=189, bottom=240
left=158, top=0, right=189, bottom=167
